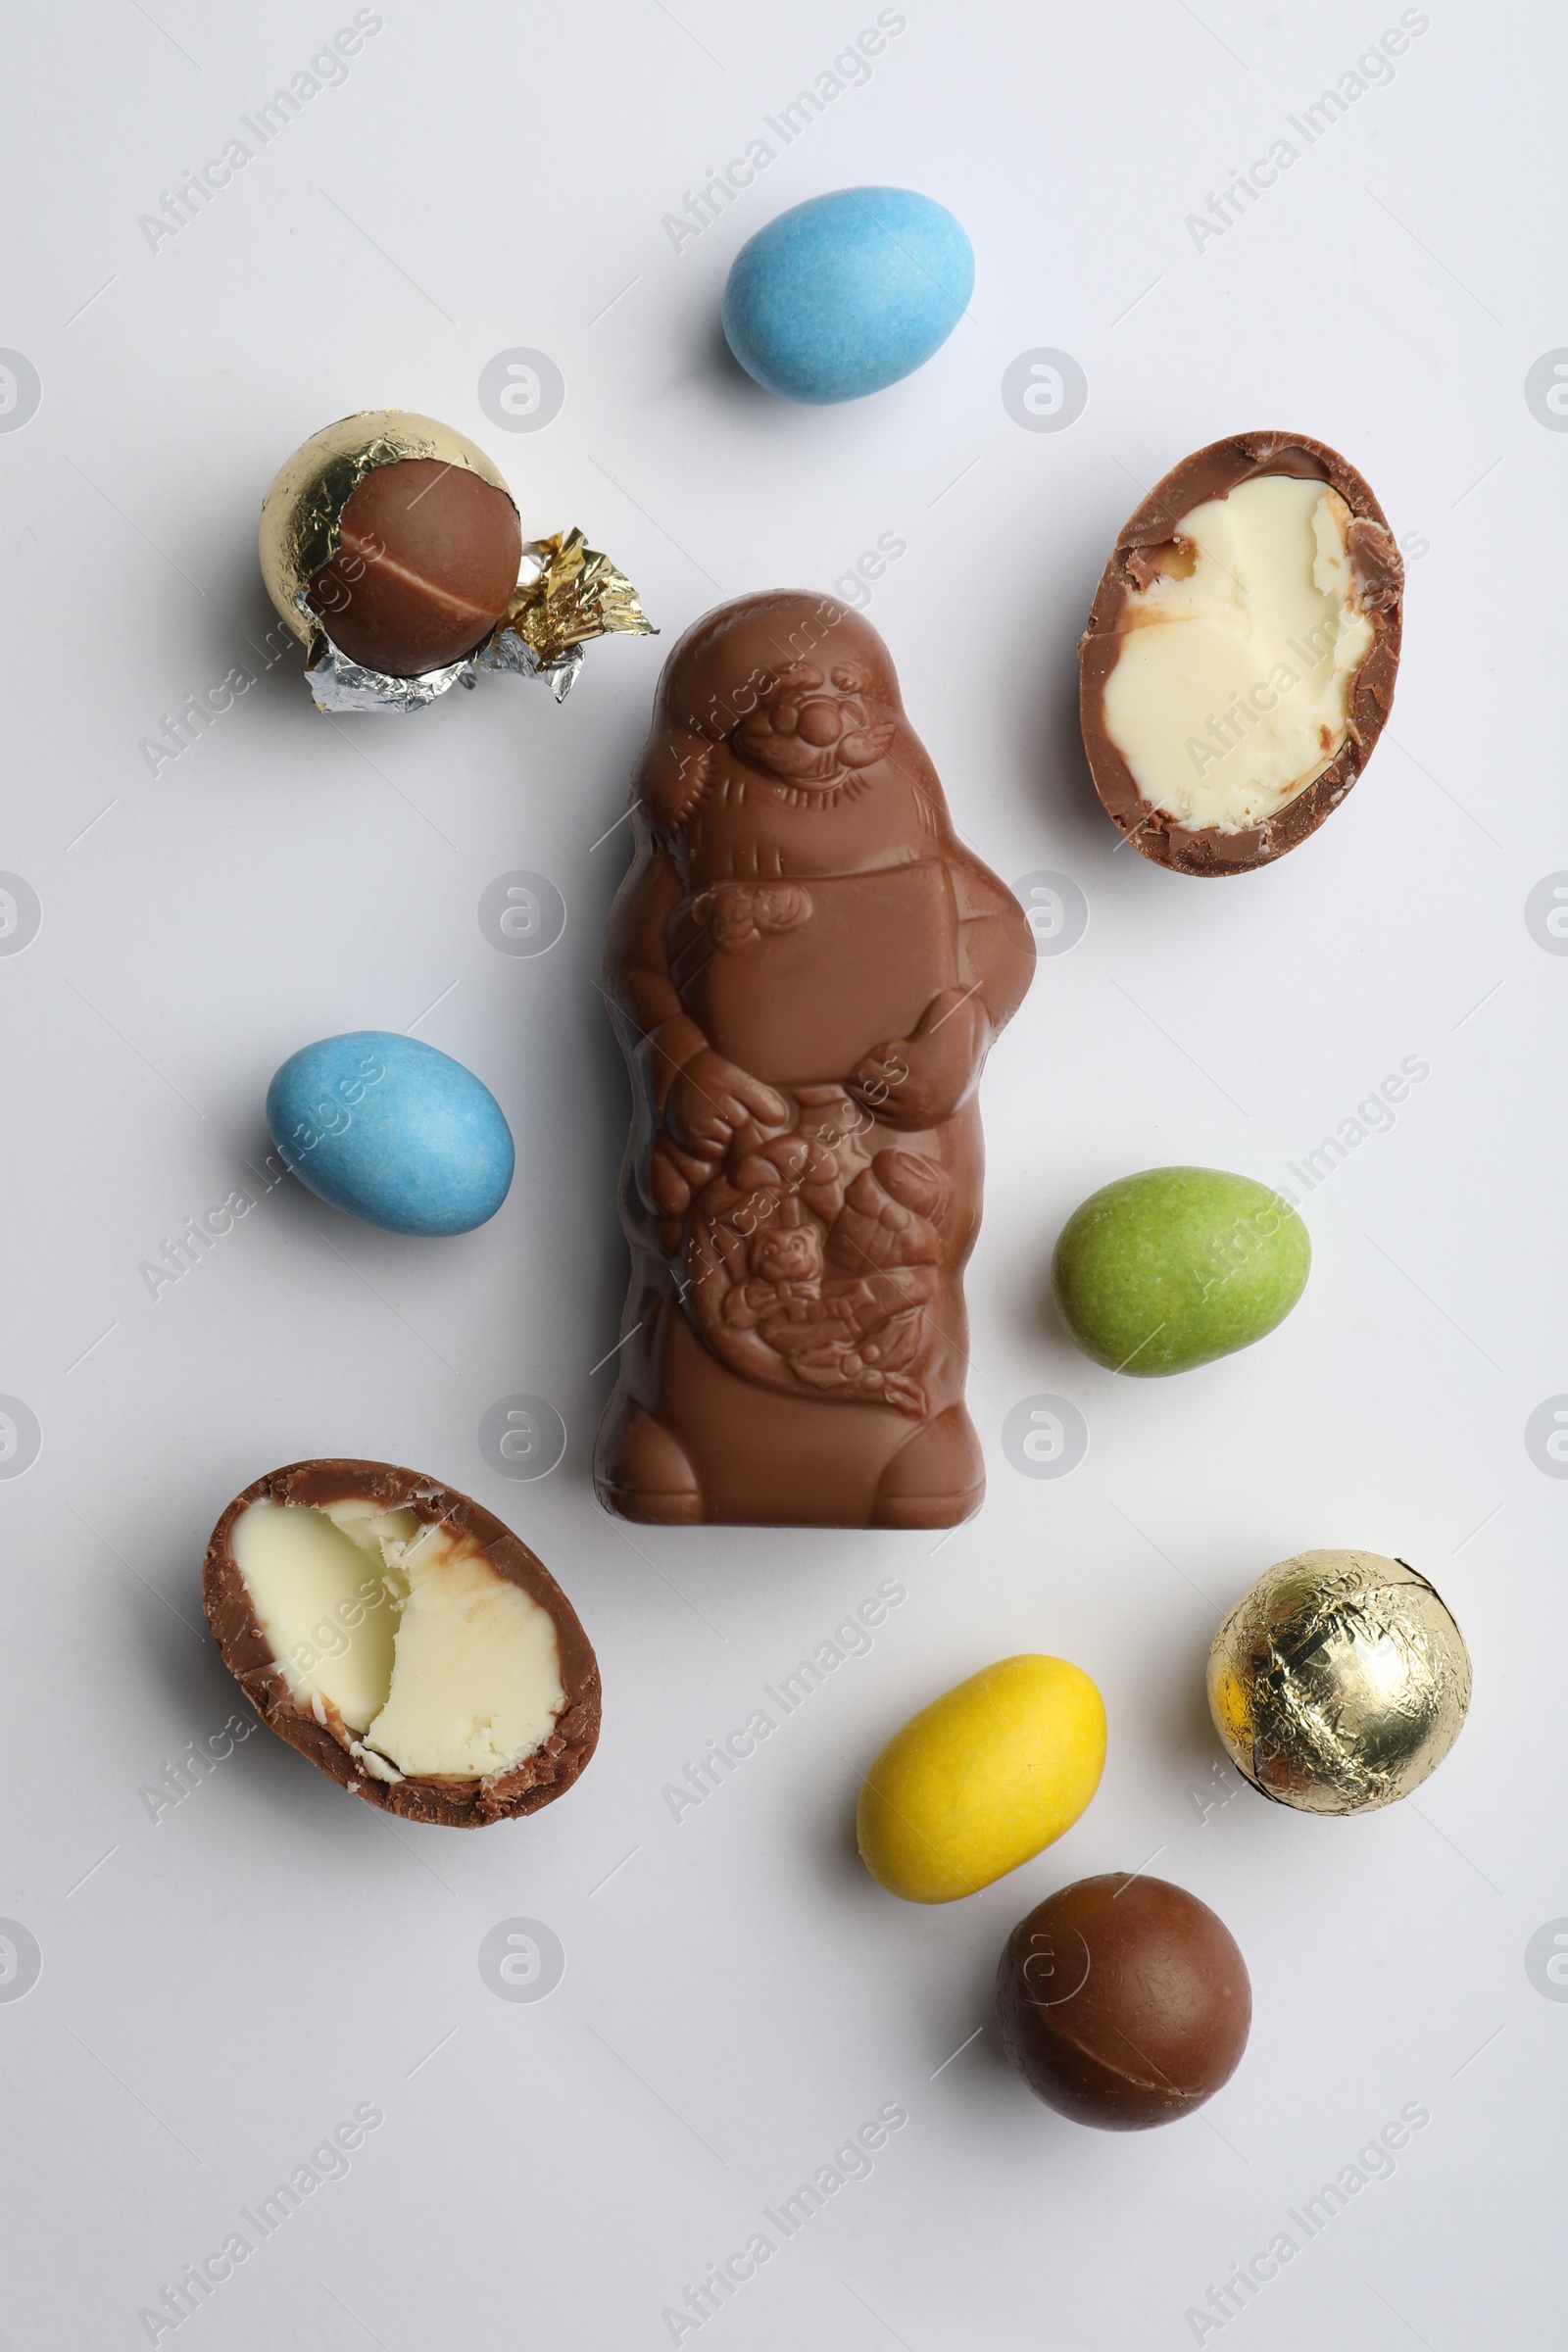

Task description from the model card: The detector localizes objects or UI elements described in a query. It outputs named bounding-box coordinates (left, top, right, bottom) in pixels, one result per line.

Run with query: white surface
left=0, top=3, right=1559, bottom=2346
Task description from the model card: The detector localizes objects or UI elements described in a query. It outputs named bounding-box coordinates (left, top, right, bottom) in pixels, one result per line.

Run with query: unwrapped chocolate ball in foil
left=259, top=409, right=653, bottom=713
left=1206, top=1549, right=1471, bottom=1815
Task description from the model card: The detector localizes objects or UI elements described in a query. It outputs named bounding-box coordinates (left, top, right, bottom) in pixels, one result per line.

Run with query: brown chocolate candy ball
left=996, top=1873, right=1250, bottom=2130
left=307, top=457, right=521, bottom=677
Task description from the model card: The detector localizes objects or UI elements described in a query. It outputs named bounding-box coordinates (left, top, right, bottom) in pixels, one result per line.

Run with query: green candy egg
left=1051, top=1167, right=1309, bottom=1377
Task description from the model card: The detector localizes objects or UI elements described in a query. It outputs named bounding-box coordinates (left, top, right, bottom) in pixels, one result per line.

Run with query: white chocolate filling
left=1102, top=475, right=1376, bottom=835
left=231, top=1497, right=564, bottom=1782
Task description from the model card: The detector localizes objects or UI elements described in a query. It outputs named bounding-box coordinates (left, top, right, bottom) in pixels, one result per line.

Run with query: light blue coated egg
left=266, top=1032, right=514, bottom=1238
left=722, top=186, right=973, bottom=405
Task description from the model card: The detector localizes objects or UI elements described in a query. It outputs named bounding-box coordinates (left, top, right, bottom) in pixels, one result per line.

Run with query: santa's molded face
left=733, top=662, right=896, bottom=790
left=751, top=1225, right=823, bottom=1283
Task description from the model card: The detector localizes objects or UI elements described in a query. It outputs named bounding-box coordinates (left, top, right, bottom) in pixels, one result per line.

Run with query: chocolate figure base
left=594, top=592, right=1032, bottom=1531
left=595, top=1262, right=987, bottom=1530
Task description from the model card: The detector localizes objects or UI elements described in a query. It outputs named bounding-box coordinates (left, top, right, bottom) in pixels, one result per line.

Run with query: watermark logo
left=478, top=1394, right=566, bottom=1481
left=0, top=873, right=41, bottom=955
left=1525, top=1919, right=1568, bottom=2000
left=1525, top=351, right=1568, bottom=431
left=1189, top=1757, right=1246, bottom=1826
left=478, top=349, right=564, bottom=434
left=1525, top=1396, right=1568, bottom=1477
left=0, top=1920, right=42, bottom=2003
left=1002, top=1394, right=1088, bottom=1480
left=833, top=528, right=906, bottom=613
left=478, top=869, right=567, bottom=956
left=1525, top=872, right=1568, bottom=952
left=0, top=1398, right=41, bottom=1480
left=1001, top=349, right=1088, bottom=433
left=1012, top=870, right=1089, bottom=956
left=1015, top=1921, right=1091, bottom=2006
left=0, top=353, right=41, bottom=434
left=478, top=1917, right=564, bottom=2002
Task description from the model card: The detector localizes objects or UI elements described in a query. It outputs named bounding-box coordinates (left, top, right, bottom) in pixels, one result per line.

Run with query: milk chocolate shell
left=1079, top=432, right=1402, bottom=876
left=997, top=1874, right=1251, bottom=2129
left=203, top=1459, right=600, bottom=1827
left=307, top=457, right=523, bottom=677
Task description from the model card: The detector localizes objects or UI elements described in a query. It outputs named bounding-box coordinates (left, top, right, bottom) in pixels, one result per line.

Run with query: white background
left=0, top=2, right=1561, bottom=2345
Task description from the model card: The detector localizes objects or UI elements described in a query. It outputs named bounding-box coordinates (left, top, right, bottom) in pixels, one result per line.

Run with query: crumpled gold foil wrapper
left=498, top=530, right=651, bottom=663
left=1206, top=1550, right=1471, bottom=1815
left=257, top=408, right=653, bottom=712
left=476, top=530, right=654, bottom=703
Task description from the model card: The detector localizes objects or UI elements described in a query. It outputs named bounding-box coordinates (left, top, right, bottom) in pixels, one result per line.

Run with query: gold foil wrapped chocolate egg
left=1206, top=1550, right=1471, bottom=1815
left=259, top=408, right=513, bottom=648
left=258, top=409, right=652, bottom=712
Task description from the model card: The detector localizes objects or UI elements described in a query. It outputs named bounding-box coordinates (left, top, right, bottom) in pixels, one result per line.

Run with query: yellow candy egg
left=856, top=1654, right=1106, bottom=1903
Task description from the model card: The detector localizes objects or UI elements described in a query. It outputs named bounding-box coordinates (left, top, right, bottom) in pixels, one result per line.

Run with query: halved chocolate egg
left=1079, top=431, right=1402, bottom=875
left=203, top=1459, right=600, bottom=1828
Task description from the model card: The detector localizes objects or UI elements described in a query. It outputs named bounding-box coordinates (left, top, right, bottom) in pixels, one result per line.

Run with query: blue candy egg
left=722, top=186, right=973, bottom=405
left=266, top=1032, right=514, bottom=1238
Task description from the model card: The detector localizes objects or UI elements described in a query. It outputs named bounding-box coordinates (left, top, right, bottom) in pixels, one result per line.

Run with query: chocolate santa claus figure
left=595, top=592, right=1033, bottom=1528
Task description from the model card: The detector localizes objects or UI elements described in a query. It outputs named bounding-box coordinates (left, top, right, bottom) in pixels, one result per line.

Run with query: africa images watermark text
left=138, top=13, right=384, bottom=252
left=1186, top=10, right=1431, bottom=254
left=662, top=10, right=907, bottom=254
